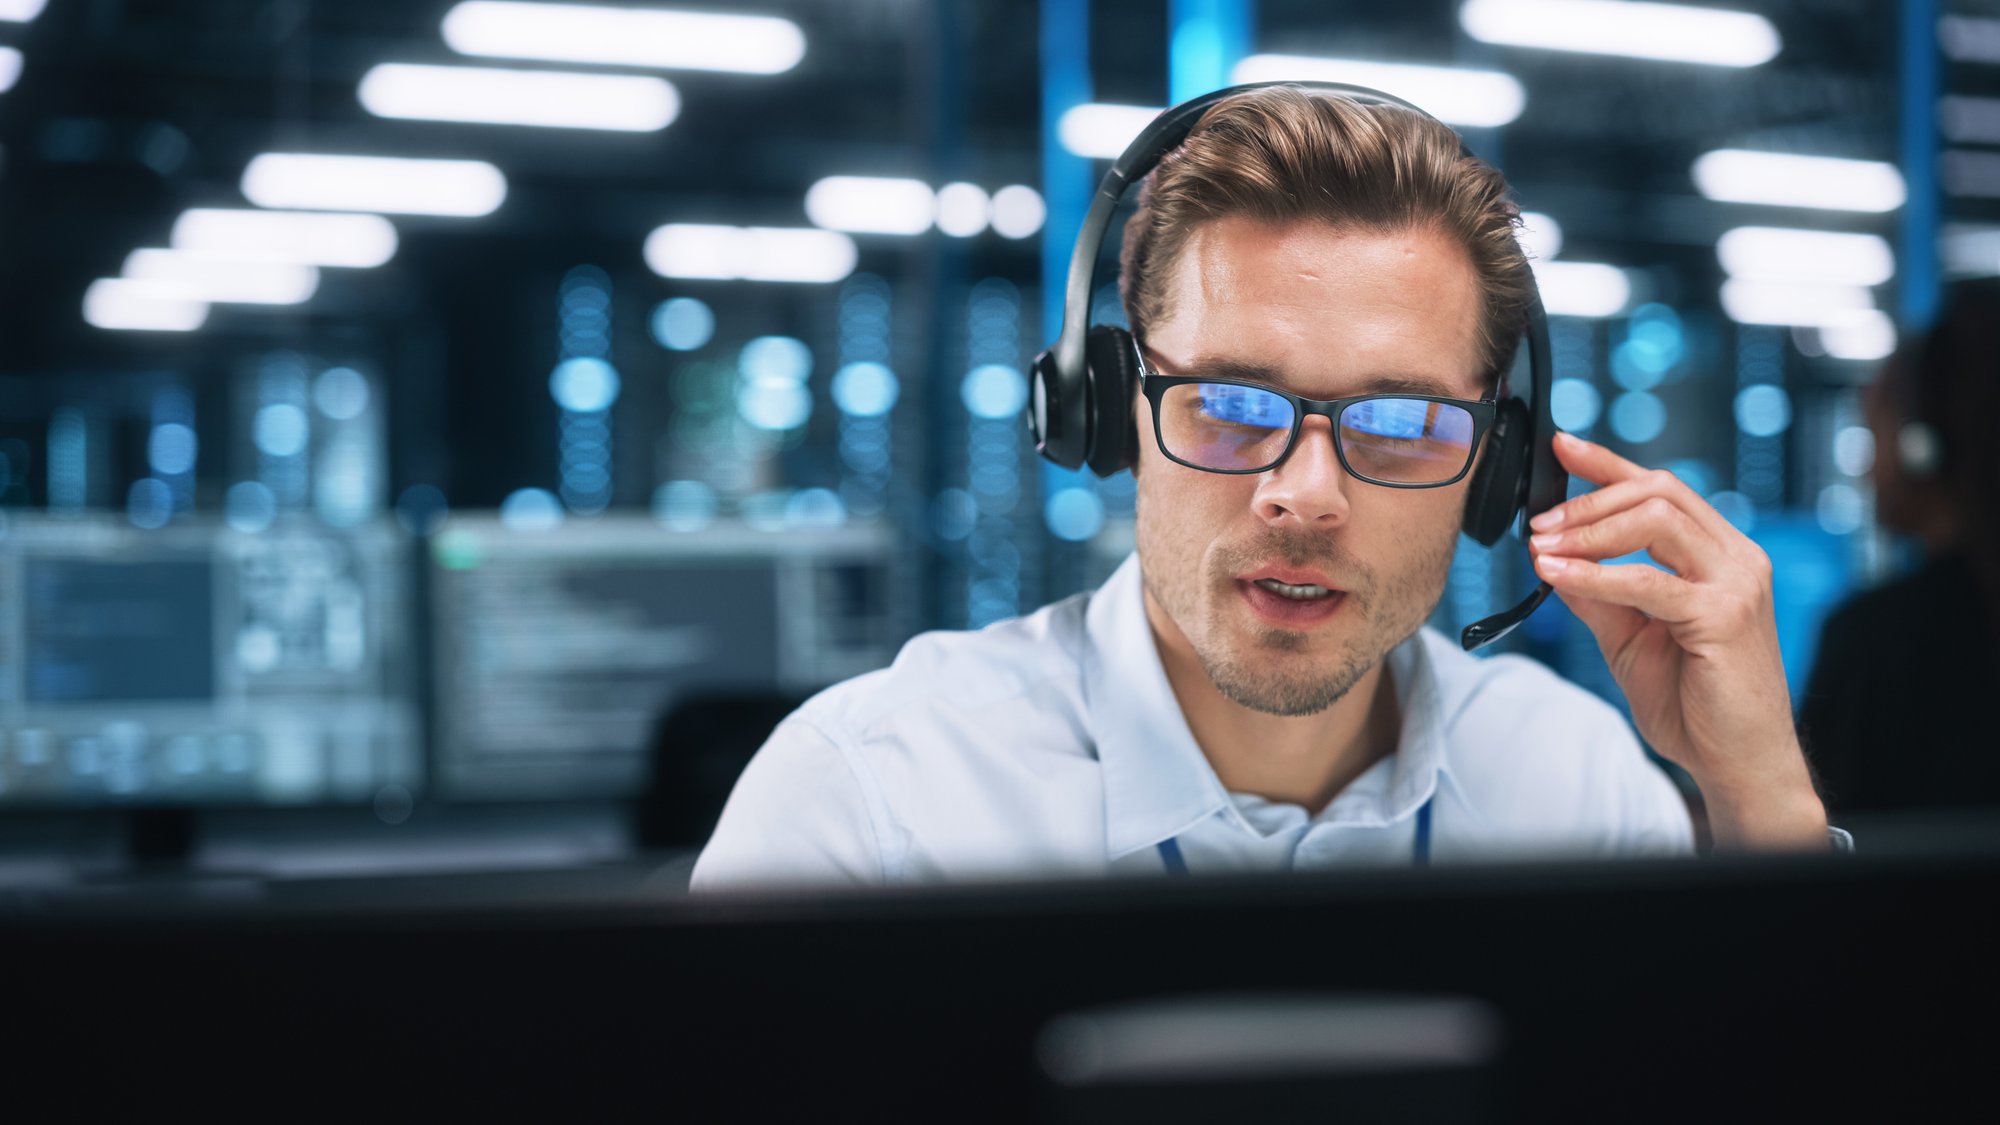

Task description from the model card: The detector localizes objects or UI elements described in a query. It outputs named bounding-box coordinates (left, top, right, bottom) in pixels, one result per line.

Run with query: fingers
left=1533, top=438, right=1743, bottom=550
left=1533, top=552, right=1702, bottom=624
left=1545, top=429, right=1648, bottom=488
left=1550, top=586, right=1651, bottom=661
left=1529, top=493, right=1718, bottom=578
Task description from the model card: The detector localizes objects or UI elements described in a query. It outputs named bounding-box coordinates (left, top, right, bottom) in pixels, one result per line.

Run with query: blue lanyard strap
left=1157, top=795, right=1434, bottom=875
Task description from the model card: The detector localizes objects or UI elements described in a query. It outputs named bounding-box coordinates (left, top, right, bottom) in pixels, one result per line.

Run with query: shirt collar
left=1084, top=553, right=1460, bottom=857
left=1084, top=554, right=1232, bottom=859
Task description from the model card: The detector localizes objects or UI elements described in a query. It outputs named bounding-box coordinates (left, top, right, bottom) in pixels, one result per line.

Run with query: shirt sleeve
left=688, top=712, right=889, bottom=891
left=1596, top=707, right=1699, bottom=858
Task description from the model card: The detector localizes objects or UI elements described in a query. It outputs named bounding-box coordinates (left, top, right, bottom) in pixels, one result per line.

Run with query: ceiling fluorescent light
left=1231, top=55, right=1524, bottom=127
left=1715, top=227, right=1894, bottom=287
left=1459, top=0, right=1779, bottom=67
left=123, top=250, right=319, bottom=305
left=0, top=47, right=21, bottom=94
left=1939, top=96, right=2000, bottom=145
left=1528, top=261, right=1630, bottom=317
left=1719, top=279, right=1875, bottom=327
left=804, top=177, right=935, bottom=235
left=1940, top=15, right=2000, bottom=65
left=242, top=154, right=506, bottom=217
left=989, top=185, right=1046, bottom=239
left=0, top=0, right=47, bottom=23
left=83, top=280, right=209, bottom=332
left=1692, top=150, right=1905, bottom=213
left=1943, top=149, right=2000, bottom=198
left=1058, top=104, right=1161, bottom=160
left=360, top=64, right=677, bottom=132
left=442, top=1, right=805, bottom=75
left=1818, top=309, right=1896, bottom=362
left=1942, top=224, right=2000, bottom=276
left=172, top=209, right=398, bottom=268
left=644, top=224, right=856, bottom=283
left=1517, top=211, right=1563, bottom=259
left=935, top=183, right=990, bottom=237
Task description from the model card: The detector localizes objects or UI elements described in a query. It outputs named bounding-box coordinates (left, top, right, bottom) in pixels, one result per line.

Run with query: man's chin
left=1200, top=640, right=1374, bottom=718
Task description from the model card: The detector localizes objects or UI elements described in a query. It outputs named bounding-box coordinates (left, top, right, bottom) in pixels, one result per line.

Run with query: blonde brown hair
left=1118, top=86, right=1534, bottom=386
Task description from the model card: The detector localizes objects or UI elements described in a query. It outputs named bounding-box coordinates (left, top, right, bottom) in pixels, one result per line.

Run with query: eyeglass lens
left=1158, top=383, right=1478, bottom=483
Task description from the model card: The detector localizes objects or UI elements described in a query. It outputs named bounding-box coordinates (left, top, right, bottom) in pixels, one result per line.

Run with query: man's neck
left=1148, top=604, right=1403, bottom=817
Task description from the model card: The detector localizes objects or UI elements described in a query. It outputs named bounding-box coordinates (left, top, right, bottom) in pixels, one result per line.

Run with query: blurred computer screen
left=427, top=515, right=900, bottom=800
left=0, top=515, right=418, bottom=806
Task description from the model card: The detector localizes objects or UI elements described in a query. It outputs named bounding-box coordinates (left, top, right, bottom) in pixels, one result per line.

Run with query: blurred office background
left=0, top=0, right=1990, bottom=879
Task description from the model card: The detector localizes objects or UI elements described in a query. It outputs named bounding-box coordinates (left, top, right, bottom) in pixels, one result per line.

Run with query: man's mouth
left=1252, top=577, right=1337, bottom=601
left=1237, top=568, right=1349, bottom=627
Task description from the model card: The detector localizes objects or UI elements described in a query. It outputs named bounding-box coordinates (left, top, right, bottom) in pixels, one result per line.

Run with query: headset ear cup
left=1462, top=398, right=1530, bottom=547
left=1083, top=325, right=1141, bottom=477
left=1029, top=349, right=1083, bottom=470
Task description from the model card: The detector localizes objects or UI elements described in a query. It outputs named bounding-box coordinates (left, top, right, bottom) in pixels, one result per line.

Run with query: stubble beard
left=1146, top=525, right=1458, bottom=718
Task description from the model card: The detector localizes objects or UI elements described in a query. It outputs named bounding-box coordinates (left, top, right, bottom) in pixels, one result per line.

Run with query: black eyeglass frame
left=1134, top=348, right=1499, bottom=488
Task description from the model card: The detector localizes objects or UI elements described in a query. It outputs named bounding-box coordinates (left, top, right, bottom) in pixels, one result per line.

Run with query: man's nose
left=1252, top=415, right=1353, bottom=527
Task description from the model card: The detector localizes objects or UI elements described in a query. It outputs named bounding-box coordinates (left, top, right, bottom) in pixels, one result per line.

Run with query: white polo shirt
left=692, top=553, right=1694, bottom=890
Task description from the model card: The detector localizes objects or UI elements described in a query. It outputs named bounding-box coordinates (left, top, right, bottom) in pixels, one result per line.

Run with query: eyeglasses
left=1135, top=345, right=1497, bottom=488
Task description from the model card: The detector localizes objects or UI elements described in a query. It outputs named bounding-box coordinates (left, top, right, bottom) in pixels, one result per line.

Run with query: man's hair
left=1117, top=86, right=1536, bottom=387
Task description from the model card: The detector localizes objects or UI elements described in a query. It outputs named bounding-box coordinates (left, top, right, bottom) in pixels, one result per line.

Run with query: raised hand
left=1527, top=432, right=1829, bottom=850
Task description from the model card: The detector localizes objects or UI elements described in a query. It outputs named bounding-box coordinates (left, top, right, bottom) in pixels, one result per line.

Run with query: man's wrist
left=1698, top=776, right=1830, bottom=851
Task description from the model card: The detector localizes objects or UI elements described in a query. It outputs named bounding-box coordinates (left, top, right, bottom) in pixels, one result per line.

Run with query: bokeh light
left=1550, top=378, right=1603, bottom=432
left=549, top=357, right=622, bottom=413
left=253, top=403, right=309, bottom=457
left=1608, top=391, right=1667, bottom=443
left=499, top=487, right=564, bottom=530
left=1044, top=487, right=1105, bottom=542
left=832, top=361, right=899, bottom=416
left=652, top=479, right=718, bottom=531
left=126, top=477, right=173, bottom=529
left=1734, top=384, right=1792, bottom=437
left=1833, top=425, right=1875, bottom=476
left=313, top=367, right=371, bottom=420
left=961, top=363, right=1027, bottom=420
left=652, top=297, right=715, bottom=351
left=1816, top=482, right=1865, bottom=535
left=225, top=480, right=277, bottom=533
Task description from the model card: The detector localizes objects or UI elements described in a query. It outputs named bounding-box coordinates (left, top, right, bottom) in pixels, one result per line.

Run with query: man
left=693, top=86, right=1832, bottom=889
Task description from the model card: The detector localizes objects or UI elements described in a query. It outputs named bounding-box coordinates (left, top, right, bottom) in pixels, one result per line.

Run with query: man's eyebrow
left=1168, top=355, right=1472, bottom=399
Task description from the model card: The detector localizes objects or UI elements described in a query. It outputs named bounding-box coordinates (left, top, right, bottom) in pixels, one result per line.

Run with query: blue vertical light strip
left=554, top=266, right=618, bottom=515
left=1898, top=0, right=1942, bottom=334
left=964, top=280, right=1028, bottom=627
left=1039, top=0, right=1093, bottom=514
left=835, top=275, right=897, bottom=519
left=1735, top=327, right=1786, bottom=513
left=1169, top=0, right=1253, bottom=104
left=46, top=408, right=87, bottom=514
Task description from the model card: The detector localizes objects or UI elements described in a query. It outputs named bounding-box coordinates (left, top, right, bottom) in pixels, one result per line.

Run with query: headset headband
left=1049, top=82, right=1438, bottom=391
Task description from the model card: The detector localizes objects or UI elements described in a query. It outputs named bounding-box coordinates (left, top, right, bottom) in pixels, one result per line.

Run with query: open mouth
left=1238, top=576, right=1348, bottom=628
left=1253, top=577, right=1336, bottom=601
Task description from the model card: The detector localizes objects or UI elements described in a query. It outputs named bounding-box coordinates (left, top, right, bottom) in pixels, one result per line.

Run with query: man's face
left=1133, top=216, right=1487, bottom=716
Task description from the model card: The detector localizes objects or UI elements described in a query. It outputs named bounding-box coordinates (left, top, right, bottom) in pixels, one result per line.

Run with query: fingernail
left=1529, top=533, right=1560, bottom=552
left=1538, top=555, right=1570, bottom=576
left=1529, top=508, right=1564, bottom=531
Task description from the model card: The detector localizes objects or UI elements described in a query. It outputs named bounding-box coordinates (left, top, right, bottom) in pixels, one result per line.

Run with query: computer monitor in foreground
left=4, top=842, right=1993, bottom=1120
left=0, top=516, right=419, bottom=807
left=427, top=516, right=901, bottom=801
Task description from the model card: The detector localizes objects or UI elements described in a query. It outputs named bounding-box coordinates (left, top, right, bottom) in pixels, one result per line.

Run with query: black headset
left=1027, top=80, right=1565, bottom=651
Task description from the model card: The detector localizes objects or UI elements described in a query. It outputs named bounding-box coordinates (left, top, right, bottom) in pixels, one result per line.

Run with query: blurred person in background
left=1800, top=279, right=2000, bottom=817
